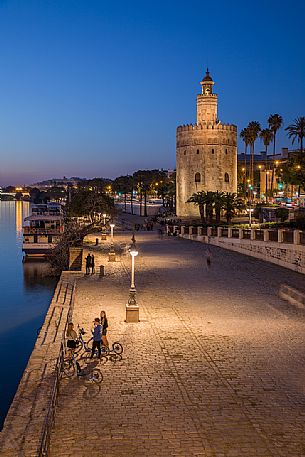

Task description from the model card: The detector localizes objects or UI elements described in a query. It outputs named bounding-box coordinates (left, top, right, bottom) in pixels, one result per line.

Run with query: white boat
left=22, top=202, right=64, bottom=258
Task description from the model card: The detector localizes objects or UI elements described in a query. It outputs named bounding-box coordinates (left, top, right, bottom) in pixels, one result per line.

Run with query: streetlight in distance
left=103, top=213, right=107, bottom=225
left=126, top=235, right=139, bottom=323
left=108, top=223, right=116, bottom=262
left=101, top=213, right=107, bottom=240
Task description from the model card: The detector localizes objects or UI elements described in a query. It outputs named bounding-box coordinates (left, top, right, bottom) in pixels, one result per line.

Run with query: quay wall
left=0, top=271, right=81, bottom=457
left=176, top=226, right=305, bottom=275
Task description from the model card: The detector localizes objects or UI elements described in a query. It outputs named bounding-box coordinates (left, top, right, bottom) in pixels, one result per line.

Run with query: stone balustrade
left=171, top=225, right=305, bottom=275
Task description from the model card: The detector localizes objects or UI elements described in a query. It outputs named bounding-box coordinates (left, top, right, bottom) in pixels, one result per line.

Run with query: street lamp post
left=101, top=213, right=107, bottom=240
left=126, top=235, right=139, bottom=323
left=108, top=223, right=116, bottom=261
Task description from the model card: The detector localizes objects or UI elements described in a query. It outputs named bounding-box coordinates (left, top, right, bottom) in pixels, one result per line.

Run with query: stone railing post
left=217, top=227, right=222, bottom=237
left=189, top=226, right=193, bottom=237
left=278, top=229, right=284, bottom=243
left=263, top=229, right=269, bottom=242
left=198, top=227, right=204, bottom=236
left=238, top=228, right=243, bottom=239
left=207, top=227, right=212, bottom=237
left=250, top=229, right=256, bottom=241
left=228, top=227, right=233, bottom=238
left=293, top=230, right=301, bottom=245
left=180, top=225, right=185, bottom=235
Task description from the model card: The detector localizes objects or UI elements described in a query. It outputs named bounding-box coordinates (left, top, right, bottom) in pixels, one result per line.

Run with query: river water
left=0, top=201, right=57, bottom=429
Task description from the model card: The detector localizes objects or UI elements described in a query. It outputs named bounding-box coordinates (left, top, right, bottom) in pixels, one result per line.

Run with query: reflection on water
left=23, top=261, right=55, bottom=289
left=0, top=201, right=57, bottom=429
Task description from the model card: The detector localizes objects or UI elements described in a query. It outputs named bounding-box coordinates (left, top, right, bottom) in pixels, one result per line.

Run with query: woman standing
left=100, top=310, right=109, bottom=348
left=66, top=322, right=81, bottom=373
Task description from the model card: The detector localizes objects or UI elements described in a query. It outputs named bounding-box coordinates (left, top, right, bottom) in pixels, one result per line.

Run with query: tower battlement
left=177, top=123, right=237, bottom=132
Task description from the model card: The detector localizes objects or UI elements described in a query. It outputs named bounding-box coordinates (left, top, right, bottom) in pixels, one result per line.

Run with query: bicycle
left=76, top=326, right=123, bottom=361
left=61, top=351, right=103, bottom=384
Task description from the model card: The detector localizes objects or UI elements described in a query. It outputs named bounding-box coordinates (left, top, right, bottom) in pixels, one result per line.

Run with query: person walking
left=100, top=310, right=109, bottom=348
left=85, top=253, right=91, bottom=275
left=205, top=247, right=212, bottom=269
left=91, top=254, right=95, bottom=274
left=90, top=318, right=102, bottom=359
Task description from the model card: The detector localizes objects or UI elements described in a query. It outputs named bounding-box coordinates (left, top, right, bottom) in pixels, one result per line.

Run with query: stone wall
left=0, top=271, right=81, bottom=457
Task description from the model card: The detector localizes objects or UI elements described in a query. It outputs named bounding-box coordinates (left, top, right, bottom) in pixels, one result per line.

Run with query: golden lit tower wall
left=176, top=70, right=237, bottom=218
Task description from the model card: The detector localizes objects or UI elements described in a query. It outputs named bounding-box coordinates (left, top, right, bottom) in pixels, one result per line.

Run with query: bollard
left=95, top=238, right=99, bottom=246
left=99, top=265, right=105, bottom=277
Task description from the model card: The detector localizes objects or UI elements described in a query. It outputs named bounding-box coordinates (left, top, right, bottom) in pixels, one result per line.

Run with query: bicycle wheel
left=112, top=342, right=123, bottom=355
left=84, top=368, right=103, bottom=384
left=62, top=360, right=75, bottom=378
left=110, top=353, right=122, bottom=363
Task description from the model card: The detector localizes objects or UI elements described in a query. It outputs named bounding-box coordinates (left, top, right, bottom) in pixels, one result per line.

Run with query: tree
left=66, top=188, right=115, bottom=222
left=213, top=191, right=225, bottom=224
left=222, top=193, right=245, bottom=224
left=285, top=117, right=305, bottom=155
left=240, top=127, right=251, bottom=195
left=133, top=169, right=163, bottom=217
left=247, top=121, right=261, bottom=192
left=268, top=114, right=283, bottom=192
left=259, top=128, right=274, bottom=200
left=113, top=175, right=134, bottom=213
left=260, top=128, right=273, bottom=154
left=187, top=191, right=216, bottom=224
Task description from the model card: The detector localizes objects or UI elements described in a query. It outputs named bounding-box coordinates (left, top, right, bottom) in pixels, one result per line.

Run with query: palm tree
left=213, top=191, right=225, bottom=224
left=240, top=127, right=251, bottom=195
left=222, top=193, right=245, bottom=224
left=285, top=117, right=305, bottom=155
left=247, top=121, right=261, bottom=192
left=268, top=114, right=283, bottom=192
left=187, top=191, right=215, bottom=224
left=260, top=128, right=273, bottom=154
left=259, top=129, right=273, bottom=200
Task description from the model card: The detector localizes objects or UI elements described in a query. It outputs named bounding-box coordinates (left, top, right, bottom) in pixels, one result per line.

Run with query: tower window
left=212, top=148, right=215, bottom=154
left=184, top=150, right=186, bottom=155
left=225, top=149, right=228, bottom=154
left=224, top=173, right=230, bottom=183
left=195, top=172, right=201, bottom=183
left=197, top=149, right=199, bottom=154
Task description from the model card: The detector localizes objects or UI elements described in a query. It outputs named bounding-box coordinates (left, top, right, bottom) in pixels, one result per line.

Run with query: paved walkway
left=50, top=231, right=305, bottom=457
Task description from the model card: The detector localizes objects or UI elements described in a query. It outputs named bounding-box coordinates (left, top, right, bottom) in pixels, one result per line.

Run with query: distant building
left=31, top=177, right=85, bottom=191
left=176, top=70, right=237, bottom=218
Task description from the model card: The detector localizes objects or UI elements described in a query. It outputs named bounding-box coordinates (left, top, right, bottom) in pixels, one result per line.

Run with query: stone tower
left=176, top=69, right=237, bottom=218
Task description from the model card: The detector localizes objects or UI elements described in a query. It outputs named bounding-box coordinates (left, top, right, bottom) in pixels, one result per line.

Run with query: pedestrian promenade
left=50, top=231, right=305, bottom=457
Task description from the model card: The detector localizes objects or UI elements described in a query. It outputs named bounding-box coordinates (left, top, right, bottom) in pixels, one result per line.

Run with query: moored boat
left=22, top=202, right=64, bottom=258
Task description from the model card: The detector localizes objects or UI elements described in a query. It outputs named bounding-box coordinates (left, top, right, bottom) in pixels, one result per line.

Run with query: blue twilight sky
left=0, top=0, right=304, bottom=186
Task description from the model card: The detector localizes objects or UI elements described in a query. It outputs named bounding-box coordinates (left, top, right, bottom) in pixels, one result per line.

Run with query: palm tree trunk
left=131, top=187, right=134, bottom=215
left=144, top=191, right=147, bottom=217
left=244, top=145, right=247, bottom=197
left=199, top=205, right=206, bottom=224
left=139, top=191, right=143, bottom=216
left=124, top=193, right=127, bottom=211
left=271, top=133, right=276, bottom=193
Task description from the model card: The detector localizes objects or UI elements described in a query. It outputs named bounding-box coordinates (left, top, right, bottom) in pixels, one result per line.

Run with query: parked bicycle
left=75, top=325, right=123, bottom=361
left=61, top=351, right=103, bottom=384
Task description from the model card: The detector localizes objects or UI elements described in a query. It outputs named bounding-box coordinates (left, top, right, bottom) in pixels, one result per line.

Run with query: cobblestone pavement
left=49, top=232, right=305, bottom=457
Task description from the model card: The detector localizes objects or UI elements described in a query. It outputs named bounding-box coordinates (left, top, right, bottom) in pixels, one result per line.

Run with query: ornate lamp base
left=108, top=244, right=116, bottom=262
left=126, top=287, right=139, bottom=322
